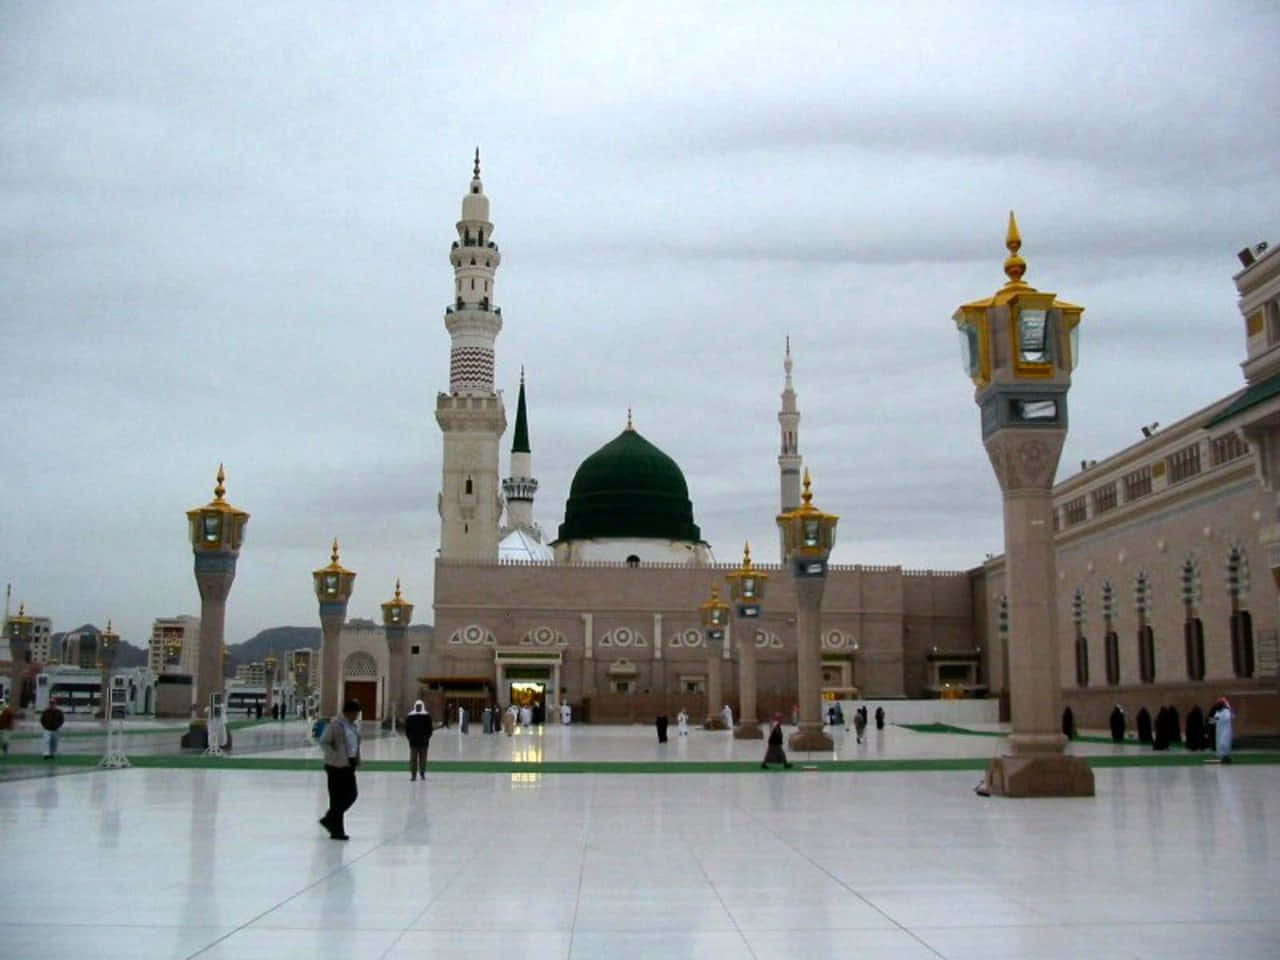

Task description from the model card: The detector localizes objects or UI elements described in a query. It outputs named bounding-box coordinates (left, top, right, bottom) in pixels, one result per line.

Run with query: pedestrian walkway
left=1, top=722, right=1277, bottom=959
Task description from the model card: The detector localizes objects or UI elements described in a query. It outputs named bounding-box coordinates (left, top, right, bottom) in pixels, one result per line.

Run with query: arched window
left=1182, top=556, right=1205, bottom=680
left=1072, top=587, right=1089, bottom=687
left=1102, top=580, right=1120, bottom=685
left=464, top=476, right=473, bottom=495
left=1135, top=571, right=1155, bottom=683
left=1228, top=545, right=1254, bottom=678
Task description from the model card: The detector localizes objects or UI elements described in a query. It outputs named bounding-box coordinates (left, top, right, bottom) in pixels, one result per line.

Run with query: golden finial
left=742, top=541, right=753, bottom=569
left=16, top=602, right=24, bottom=616
left=331, top=538, right=340, bottom=565
left=214, top=463, right=226, bottom=501
left=473, top=146, right=480, bottom=178
left=626, top=407, right=633, bottom=430
left=710, top=583, right=721, bottom=601
left=801, top=468, right=814, bottom=507
left=393, top=578, right=402, bottom=602
left=106, top=619, right=112, bottom=632
left=1003, top=210, right=1027, bottom=287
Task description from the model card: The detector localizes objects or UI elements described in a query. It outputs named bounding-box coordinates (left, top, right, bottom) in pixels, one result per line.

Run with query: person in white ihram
left=721, top=703, right=733, bottom=731
left=676, top=708, right=689, bottom=736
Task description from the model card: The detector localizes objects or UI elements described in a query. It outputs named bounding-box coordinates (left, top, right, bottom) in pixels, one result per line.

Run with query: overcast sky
left=3, top=1, right=1278, bottom=650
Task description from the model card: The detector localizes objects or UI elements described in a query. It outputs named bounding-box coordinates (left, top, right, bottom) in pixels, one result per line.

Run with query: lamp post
left=313, top=539, right=356, bottom=719
left=99, top=620, right=119, bottom=726
left=6, top=603, right=33, bottom=711
left=699, top=584, right=730, bottom=729
left=953, top=212, right=1093, bottom=797
left=381, top=579, right=414, bottom=729
left=777, top=469, right=839, bottom=751
left=264, top=654, right=277, bottom=716
left=725, top=542, right=768, bottom=739
left=185, top=464, right=249, bottom=746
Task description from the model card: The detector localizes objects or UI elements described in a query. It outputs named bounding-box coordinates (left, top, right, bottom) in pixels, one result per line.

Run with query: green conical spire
left=512, top=367, right=530, bottom=453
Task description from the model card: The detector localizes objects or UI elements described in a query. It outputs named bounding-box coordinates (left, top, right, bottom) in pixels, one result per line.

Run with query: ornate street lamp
left=99, top=620, right=119, bottom=724
left=184, top=464, right=249, bottom=748
left=953, top=212, right=1092, bottom=797
left=6, top=603, right=34, bottom=710
left=777, top=469, right=839, bottom=750
left=381, top=579, right=414, bottom=729
left=699, top=583, right=731, bottom=728
left=313, top=539, right=356, bottom=718
left=264, top=654, right=278, bottom=716
left=725, top=542, right=768, bottom=738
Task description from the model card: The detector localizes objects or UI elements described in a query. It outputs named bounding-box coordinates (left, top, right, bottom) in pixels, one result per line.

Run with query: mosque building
left=332, top=155, right=1278, bottom=734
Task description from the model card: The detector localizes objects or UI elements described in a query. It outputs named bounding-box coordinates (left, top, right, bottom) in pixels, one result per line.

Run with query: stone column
left=733, top=618, right=762, bottom=739
left=318, top=607, right=346, bottom=719
left=789, top=577, right=833, bottom=750
left=983, top=432, right=1094, bottom=796
left=385, top=627, right=406, bottom=725
left=704, top=652, right=723, bottom=729
left=193, top=562, right=234, bottom=717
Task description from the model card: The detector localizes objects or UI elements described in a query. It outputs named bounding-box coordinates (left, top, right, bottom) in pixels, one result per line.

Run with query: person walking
left=676, top=708, right=689, bottom=736
left=0, top=699, right=14, bottom=755
left=656, top=713, right=669, bottom=743
left=761, top=713, right=791, bottom=769
left=720, top=703, right=733, bottom=731
left=40, top=698, right=65, bottom=759
left=853, top=706, right=867, bottom=744
left=404, top=699, right=433, bottom=781
left=1209, top=697, right=1234, bottom=764
left=318, top=699, right=362, bottom=840
left=874, top=706, right=885, bottom=730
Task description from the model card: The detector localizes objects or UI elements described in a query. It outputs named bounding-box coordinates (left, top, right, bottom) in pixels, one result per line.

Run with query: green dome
left=557, top=428, right=702, bottom=543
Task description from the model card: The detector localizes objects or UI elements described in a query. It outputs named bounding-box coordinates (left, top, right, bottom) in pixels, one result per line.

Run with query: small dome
left=557, top=427, right=702, bottom=543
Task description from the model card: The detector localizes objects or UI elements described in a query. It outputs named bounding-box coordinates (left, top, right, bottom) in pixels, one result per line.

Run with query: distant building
left=149, top=615, right=200, bottom=675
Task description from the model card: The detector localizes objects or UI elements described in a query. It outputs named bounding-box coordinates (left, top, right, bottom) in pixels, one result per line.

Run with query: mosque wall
left=431, top=560, right=979, bottom=706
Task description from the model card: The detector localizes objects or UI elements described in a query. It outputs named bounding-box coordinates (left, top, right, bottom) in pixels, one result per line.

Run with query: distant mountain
left=230, top=626, right=322, bottom=662
left=115, top=641, right=149, bottom=668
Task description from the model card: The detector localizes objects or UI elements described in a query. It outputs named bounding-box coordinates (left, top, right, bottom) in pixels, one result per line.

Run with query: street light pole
left=313, top=539, right=356, bottom=719
left=726, top=543, right=768, bottom=739
left=953, top=212, right=1093, bottom=797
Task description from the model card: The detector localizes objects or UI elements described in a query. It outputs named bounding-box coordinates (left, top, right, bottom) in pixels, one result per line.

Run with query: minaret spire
left=501, top=367, right=541, bottom=542
left=778, top=338, right=803, bottom=560
left=436, top=149, right=508, bottom=560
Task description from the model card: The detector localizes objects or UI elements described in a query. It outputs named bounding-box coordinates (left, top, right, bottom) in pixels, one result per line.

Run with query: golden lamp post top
left=187, top=463, right=249, bottom=551
left=699, top=583, right=730, bottom=631
left=314, top=538, right=356, bottom=602
left=726, top=540, right=768, bottom=609
left=382, top=578, right=414, bottom=627
left=777, top=469, right=839, bottom=574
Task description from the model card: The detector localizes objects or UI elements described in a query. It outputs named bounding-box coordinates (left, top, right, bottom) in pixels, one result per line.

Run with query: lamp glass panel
left=202, top=513, right=221, bottom=542
left=1018, top=308, right=1048, bottom=363
left=957, top=324, right=979, bottom=377
left=324, top=573, right=338, bottom=594
left=1013, top=398, right=1057, bottom=421
left=742, top=576, right=756, bottom=598
left=803, top=518, right=820, bottom=547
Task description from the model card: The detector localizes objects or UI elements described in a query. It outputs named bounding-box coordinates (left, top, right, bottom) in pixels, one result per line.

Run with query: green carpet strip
left=3, top=752, right=1274, bottom=774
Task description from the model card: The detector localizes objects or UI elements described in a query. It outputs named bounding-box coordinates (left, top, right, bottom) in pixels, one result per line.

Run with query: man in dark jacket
left=40, top=698, right=65, bottom=759
left=404, top=700, right=433, bottom=781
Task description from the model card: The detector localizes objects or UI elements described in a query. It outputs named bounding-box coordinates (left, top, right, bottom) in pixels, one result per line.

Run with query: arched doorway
left=342, top=651, right=379, bottom=720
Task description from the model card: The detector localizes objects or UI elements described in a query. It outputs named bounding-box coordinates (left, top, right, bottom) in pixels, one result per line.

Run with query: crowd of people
left=1099, top=699, right=1236, bottom=762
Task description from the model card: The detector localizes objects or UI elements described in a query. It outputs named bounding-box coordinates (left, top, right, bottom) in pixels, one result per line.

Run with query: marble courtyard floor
left=1, top=719, right=1277, bottom=959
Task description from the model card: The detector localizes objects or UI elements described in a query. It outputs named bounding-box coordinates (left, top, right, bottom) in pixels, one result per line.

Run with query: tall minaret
left=501, top=367, right=542, bottom=540
left=778, top=337, right=803, bottom=561
left=436, top=149, right=508, bottom=559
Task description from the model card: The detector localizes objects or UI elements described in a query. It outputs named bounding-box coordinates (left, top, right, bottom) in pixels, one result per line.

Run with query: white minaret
left=501, top=367, right=542, bottom=540
left=436, top=149, right=507, bottom=559
left=778, top=337, right=803, bottom=561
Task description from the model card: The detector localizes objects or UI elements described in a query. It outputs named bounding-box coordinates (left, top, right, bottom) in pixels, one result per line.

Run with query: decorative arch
left=343, top=651, right=377, bottom=679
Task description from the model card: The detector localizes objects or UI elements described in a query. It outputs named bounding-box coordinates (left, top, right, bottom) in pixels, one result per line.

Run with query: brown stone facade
left=431, top=560, right=978, bottom=720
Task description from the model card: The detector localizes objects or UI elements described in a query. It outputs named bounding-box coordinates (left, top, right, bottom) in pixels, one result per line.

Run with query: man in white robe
left=1210, top=697, right=1234, bottom=763
left=720, top=704, right=733, bottom=731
